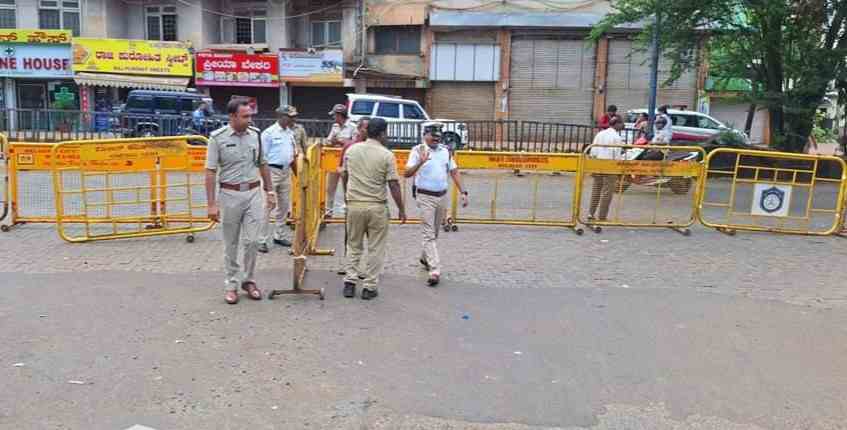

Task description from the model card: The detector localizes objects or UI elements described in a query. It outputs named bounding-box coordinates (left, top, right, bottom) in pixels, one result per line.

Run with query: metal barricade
left=698, top=148, right=846, bottom=236
left=4, top=141, right=69, bottom=229
left=269, top=141, right=332, bottom=301
left=0, top=133, right=8, bottom=226
left=577, top=144, right=706, bottom=235
left=51, top=136, right=213, bottom=243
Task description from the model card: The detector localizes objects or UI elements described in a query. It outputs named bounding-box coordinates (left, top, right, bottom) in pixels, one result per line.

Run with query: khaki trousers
left=589, top=174, right=618, bottom=221
left=220, top=187, right=263, bottom=292
left=416, top=193, right=447, bottom=276
left=261, top=166, right=291, bottom=243
left=325, top=172, right=341, bottom=214
left=343, top=202, right=390, bottom=291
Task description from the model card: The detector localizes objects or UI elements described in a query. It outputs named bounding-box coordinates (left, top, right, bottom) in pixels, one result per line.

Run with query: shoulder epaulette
left=210, top=126, right=229, bottom=138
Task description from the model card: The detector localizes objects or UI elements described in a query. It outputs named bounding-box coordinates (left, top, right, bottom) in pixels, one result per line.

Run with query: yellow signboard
left=0, top=29, right=71, bottom=44
left=80, top=140, right=187, bottom=171
left=72, top=38, right=193, bottom=77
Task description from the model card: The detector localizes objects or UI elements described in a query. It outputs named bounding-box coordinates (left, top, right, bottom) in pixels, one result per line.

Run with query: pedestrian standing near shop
left=597, top=105, right=618, bottom=130
left=404, top=127, right=468, bottom=286
left=341, top=117, right=406, bottom=300
left=588, top=116, right=626, bottom=222
left=205, top=98, right=277, bottom=305
left=258, top=105, right=303, bottom=253
left=326, top=104, right=357, bottom=218
left=193, top=101, right=209, bottom=135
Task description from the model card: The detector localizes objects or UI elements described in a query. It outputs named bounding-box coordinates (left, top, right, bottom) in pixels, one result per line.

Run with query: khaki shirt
left=291, top=123, right=308, bottom=155
left=326, top=120, right=356, bottom=147
left=343, top=138, right=399, bottom=203
left=205, top=125, right=266, bottom=184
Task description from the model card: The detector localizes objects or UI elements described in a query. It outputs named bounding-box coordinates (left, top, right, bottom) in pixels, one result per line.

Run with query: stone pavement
left=2, top=222, right=847, bottom=429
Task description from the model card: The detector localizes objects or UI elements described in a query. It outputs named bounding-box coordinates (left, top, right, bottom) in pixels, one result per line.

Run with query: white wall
left=709, top=98, right=767, bottom=144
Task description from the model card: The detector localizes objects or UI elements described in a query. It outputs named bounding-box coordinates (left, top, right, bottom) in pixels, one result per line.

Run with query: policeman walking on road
left=404, top=124, right=468, bottom=286
left=258, top=105, right=305, bottom=253
left=326, top=104, right=357, bottom=218
left=341, top=117, right=406, bottom=300
left=205, top=99, right=277, bottom=305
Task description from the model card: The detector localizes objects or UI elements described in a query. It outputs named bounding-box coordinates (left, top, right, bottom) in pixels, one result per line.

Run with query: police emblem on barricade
left=760, top=186, right=784, bottom=213
left=751, top=183, right=792, bottom=217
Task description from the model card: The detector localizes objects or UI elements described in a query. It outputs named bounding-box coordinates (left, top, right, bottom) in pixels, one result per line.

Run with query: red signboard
left=195, top=52, right=280, bottom=87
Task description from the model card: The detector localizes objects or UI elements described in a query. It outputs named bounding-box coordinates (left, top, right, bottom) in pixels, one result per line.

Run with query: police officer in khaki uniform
left=205, top=99, right=276, bottom=305
left=340, top=118, right=406, bottom=300
left=258, top=105, right=305, bottom=253
left=325, top=104, right=357, bottom=217
left=404, top=125, right=468, bottom=286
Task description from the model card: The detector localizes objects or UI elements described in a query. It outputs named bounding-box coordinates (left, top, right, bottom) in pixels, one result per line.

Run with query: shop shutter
left=509, top=37, right=596, bottom=125
left=430, top=82, right=495, bottom=121
left=292, top=86, right=349, bottom=119
left=709, top=99, right=766, bottom=144
left=606, top=39, right=697, bottom=114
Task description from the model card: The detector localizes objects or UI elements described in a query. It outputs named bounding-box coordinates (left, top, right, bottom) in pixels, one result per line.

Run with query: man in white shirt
left=404, top=126, right=468, bottom=286
left=259, top=105, right=301, bottom=252
left=588, top=116, right=625, bottom=221
left=653, top=105, right=673, bottom=144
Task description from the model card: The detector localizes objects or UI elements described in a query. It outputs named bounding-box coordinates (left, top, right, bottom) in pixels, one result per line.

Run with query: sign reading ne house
left=0, top=29, right=72, bottom=78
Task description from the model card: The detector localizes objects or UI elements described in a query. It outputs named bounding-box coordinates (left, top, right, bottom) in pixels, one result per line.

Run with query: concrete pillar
left=494, top=29, right=511, bottom=121
left=268, top=0, right=288, bottom=51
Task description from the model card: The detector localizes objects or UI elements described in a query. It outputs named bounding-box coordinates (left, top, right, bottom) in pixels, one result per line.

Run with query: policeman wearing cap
left=326, top=104, right=357, bottom=217
left=258, top=105, right=306, bottom=253
left=205, top=98, right=276, bottom=305
left=404, top=124, right=468, bottom=286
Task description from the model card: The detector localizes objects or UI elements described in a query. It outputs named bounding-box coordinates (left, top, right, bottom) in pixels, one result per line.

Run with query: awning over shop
left=73, top=72, right=190, bottom=91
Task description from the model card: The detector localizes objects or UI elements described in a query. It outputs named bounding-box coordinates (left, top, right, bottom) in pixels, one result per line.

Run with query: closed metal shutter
left=606, top=39, right=697, bottom=114
left=430, top=82, right=495, bottom=120
left=292, top=86, right=349, bottom=119
left=509, top=37, right=596, bottom=125
left=709, top=99, right=766, bottom=144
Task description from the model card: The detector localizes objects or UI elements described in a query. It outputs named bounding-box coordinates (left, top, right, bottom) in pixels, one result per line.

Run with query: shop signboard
left=0, top=43, right=73, bottom=78
left=72, top=38, right=192, bottom=77
left=0, top=29, right=72, bottom=44
left=279, top=49, right=343, bottom=83
left=195, top=51, right=280, bottom=87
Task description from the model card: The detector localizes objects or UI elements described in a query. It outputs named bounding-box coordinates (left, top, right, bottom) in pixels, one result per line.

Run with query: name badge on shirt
left=225, top=143, right=236, bottom=148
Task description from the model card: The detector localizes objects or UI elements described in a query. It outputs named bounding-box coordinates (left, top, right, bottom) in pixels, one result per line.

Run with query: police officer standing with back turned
left=404, top=125, right=468, bottom=286
left=205, top=98, right=277, bottom=305
left=341, top=117, right=406, bottom=300
left=258, top=105, right=304, bottom=253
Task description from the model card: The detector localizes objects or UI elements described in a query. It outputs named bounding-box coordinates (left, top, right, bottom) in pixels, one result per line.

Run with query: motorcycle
left=617, top=146, right=700, bottom=195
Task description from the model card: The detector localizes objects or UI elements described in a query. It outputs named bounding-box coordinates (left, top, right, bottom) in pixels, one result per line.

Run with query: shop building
left=0, top=29, right=76, bottom=130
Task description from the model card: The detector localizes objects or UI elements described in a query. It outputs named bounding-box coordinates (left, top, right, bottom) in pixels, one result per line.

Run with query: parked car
left=117, top=89, right=217, bottom=138
left=345, top=93, right=469, bottom=149
left=624, top=109, right=750, bottom=144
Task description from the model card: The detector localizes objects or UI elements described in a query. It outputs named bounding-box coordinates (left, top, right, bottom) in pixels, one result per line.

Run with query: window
left=311, top=21, right=341, bottom=48
left=374, top=26, right=420, bottom=55
left=697, top=116, right=721, bottom=130
left=234, top=9, right=266, bottom=44
left=146, top=6, right=178, bottom=41
left=377, top=102, right=400, bottom=118
left=0, top=0, right=15, bottom=28
left=39, top=1, right=80, bottom=37
left=126, top=96, right=153, bottom=111
left=351, top=100, right=375, bottom=115
left=154, top=97, right=178, bottom=113
left=402, top=104, right=425, bottom=120
left=179, top=98, right=195, bottom=113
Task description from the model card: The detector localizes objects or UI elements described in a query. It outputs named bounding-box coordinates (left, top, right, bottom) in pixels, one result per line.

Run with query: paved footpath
left=1, top=223, right=847, bottom=429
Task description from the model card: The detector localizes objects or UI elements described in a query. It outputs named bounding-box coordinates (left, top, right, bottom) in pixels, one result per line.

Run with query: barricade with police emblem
left=698, top=148, right=846, bottom=236
left=50, top=136, right=213, bottom=243
left=576, top=144, right=706, bottom=235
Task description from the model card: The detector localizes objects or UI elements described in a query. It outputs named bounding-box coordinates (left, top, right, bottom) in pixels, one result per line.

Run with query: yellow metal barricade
left=51, top=136, right=213, bottom=243
left=577, top=144, right=706, bottom=235
left=269, top=141, right=332, bottom=300
left=698, top=148, right=846, bottom=236
left=0, top=133, right=8, bottom=227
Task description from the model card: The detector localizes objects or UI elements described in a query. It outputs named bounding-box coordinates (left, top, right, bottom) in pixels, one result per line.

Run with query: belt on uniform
left=220, top=181, right=261, bottom=192
left=416, top=188, right=447, bottom=197
left=268, top=163, right=288, bottom=169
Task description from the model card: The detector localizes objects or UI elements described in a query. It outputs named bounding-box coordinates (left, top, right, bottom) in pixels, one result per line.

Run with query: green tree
left=591, top=0, right=847, bottom=152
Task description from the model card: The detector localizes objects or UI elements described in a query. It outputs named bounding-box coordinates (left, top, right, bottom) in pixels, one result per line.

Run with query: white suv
left=346, top=93, right=468, bottom=148
left=625, top=108, right=750, bottom=144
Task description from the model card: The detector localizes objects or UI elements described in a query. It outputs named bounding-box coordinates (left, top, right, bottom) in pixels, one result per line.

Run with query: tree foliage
left=591, top=0, right=847, bottom=152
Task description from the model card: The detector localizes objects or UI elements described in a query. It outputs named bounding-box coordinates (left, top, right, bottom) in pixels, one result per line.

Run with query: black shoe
left=258, top=243, right=269, bottom=254
left=419, top=258, right=430, bottom=271
left=273, top=238, right=292, bottom=247
left=361, top=289, right=379, bottom=300
left=427, top=274, right=440, bottom=287
left=343, top=282, right=356, bottom=298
